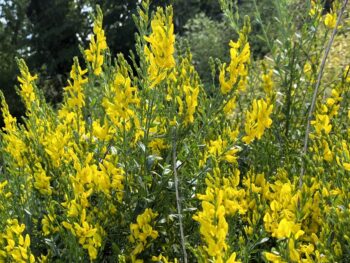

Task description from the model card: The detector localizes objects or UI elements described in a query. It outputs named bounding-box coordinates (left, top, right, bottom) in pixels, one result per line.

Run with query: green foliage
left=26, top=0, right=88, bottom=103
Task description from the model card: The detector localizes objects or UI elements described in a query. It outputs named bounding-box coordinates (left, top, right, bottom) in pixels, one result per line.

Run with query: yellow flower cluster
left=195, top=161, right=347, bottom=262
left=0, top=219, right=35, bottom=263
left=102, top=61, right=140, bottom=131
left=63, top=209, right=102, bottom=260
left=310, top=87, right=343, bottom=138
left=208, top=136, right=239, bottom=164
left=193, top=168, right=241, bottom=263
left=311, top=113, right=332, bottom=135
left=33, top=162, right=52, bottom=195
left=85, top=5, right=107, bottom=76
left=200, top=126, right=240, bottom=167
left=152, top=254, right=178, bottom=263
left=129, top=208, right=159, bottom=262
left=149, top=121, right=171, bottom=156
left=0, top=17, right=126, bottom=260
left=309, top=0, right=322, bottom=18
left=64, top=58, right=88, bottom=108
left=17, top=59, right=38, bottom=110
left=0, top=92, right=27, bottom=167
left=262, top=69, right=274, bottom=96
left=324, top=12, right=337, bottom=29
left=242, top=99, right=273, bottom=144
left=0, top=180, right=11, bottom=205
left=59, top=154, right=123, bottom=260
left=241, top=68, right=275, bottom=145
left=263, top=175, right=345, bottom=262
left=144, top=6, right=175, bottom=88
left=337, top=140, right=350, bottom=171
left=219, top=18, right=251, bottom=94
left=175, top=57, right=200, bottom=125
left=309, top=70, right=348, bottom=167
left=41, top=214, right=59, bottom=236
left=42, top=66, right=85, bottom=167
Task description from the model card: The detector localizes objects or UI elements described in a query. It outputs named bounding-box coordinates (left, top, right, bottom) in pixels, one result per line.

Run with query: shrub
left=0, top=0, right=349, bottom=262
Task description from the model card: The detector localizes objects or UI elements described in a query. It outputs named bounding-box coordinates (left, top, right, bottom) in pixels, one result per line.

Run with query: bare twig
left=300, top=0, right=349, bottom=188
left=172, top=129, right=188, bottom=263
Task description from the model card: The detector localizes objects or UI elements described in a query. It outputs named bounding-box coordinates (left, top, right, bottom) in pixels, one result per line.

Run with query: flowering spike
left=219, top=17, right=251, bottom=94
left=144, top=6, right=175, bottom=88
left=85, top=5, right=108, bottom=76
left=16, top=58, right=38, bottom=110
left=242, top=99, right=273, bottom=144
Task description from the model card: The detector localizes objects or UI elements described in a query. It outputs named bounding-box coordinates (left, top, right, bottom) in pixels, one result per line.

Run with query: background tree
left=178, top=13, right=235, bottom=85
left=26, top=0, right=88, bottom=104
left=0, top=0, right=29, bottom=122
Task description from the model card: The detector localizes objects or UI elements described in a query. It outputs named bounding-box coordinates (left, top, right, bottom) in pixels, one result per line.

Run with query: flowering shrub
left=0, top=0, right=349, bottom=262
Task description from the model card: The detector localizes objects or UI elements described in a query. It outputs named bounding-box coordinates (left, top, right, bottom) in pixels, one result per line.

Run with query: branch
left=172, top=128, right=188, bottom=263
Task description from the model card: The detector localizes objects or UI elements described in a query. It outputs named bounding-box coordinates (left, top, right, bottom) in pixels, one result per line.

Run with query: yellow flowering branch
left=300, top=0, right=349, bottom=187
left=85, top=5, right=107, bottom=76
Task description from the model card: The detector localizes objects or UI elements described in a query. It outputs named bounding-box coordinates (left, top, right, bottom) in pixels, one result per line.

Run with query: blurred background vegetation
left=0, top=0, right=340, bottom=123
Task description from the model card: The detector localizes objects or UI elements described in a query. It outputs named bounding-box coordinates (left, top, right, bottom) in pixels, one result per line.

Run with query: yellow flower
left=144, top=6, right=175, bottom=88
left=33, top=163, right=52, bottom=195
left=322, top=140, right=333, bottom=162
left=42, top=215, right=57, bottom=236
left=194, top=170, right=243, bottom=262
left=227, top=252, right=240, bottom=263
left=67, top=209, right=102, bottom=260
left=327, top=88, right=342, bottom=117
left=309, top=0, right=322, bottom=18
left=219, top=19, right=251, bottom=94
left=300, top=243, right=315, bottom=256
left=85, top=5, right=107, bottom=75
left=219, top=41, right=250, bottom=94
left=275, top=218, right=295, bottom=239
left=304, top=61, right=312, bottom=74
left=208, top=136, right=226, bottom=157
left=38, top=254, right=49, bottom=263
left=264, top=252, right=283, bottom=262
left=334, top=241, right=342, bottom=256
left=343, top=162, right=350, bottom=171
left=262, top=70, right=274, bottom=95
left=183, top=85, right=199, bottom=124
left=17, top=59, right=38, bottom=110
left=204, top=136, right=240, bottom=164
left=223, top=97, right=237, bottom=116
left=243, top=99, right=273, bottom=144
left=288, top=238, right=300, bottom=262
left=99, top=158, right=125, bottom=201
left=337, top=140, right=350, bottom=171
left=148, top=138, right=168, bottom=154
left=174, top=57, right=201, bottom=124
left=64, top=58, right=87, bottom=109
left=102, top=69, right=140, bottom=131
left=324, top=12, right=337, bottom=29
left=0, top=92, right=27, bottom=167
left=43, top=128, right=71, bottom=168
left=311, top=114, right=332, bottom=135
left=0, top=92, right=17, bottom=133
left=224, top=147, right=240, bottom=163
left=129, top=208, right=158, bottom=261
left=0, top=220, right=35, bottom=262
left=152, top=254, right=178, bottom=263
left=193, top=190, right=228, bottom=260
